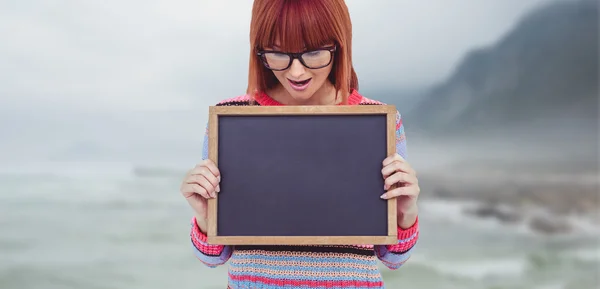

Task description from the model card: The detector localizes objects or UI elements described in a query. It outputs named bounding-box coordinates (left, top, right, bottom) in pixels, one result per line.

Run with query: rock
left=431, top=187, right=456, bottom=198
left=464, top=203, right=523, bottom=224
left=528, top=216, right=573, bottom=235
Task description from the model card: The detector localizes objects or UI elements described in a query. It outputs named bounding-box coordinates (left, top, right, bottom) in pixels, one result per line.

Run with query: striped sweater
left=191, top=90, right=419, bottom=288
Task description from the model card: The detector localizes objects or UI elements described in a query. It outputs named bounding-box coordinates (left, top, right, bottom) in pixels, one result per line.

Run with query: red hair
left=246, top=0, right=359, bottom=104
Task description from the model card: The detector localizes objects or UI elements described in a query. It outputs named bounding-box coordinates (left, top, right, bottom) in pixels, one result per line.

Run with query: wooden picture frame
left=206, top=105, right=398, bottom=245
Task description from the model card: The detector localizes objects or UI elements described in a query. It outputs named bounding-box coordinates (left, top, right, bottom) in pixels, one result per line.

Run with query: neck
left=269, top=81, right=341, bottom=105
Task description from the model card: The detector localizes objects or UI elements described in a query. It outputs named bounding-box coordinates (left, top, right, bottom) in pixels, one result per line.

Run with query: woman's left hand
left=380, top=153, right=420, bottom=229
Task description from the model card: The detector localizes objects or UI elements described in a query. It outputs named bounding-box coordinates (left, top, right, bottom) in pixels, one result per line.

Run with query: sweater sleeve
left=190, top=216, right=233, bottom=267
left=189, top=122, right=233, bottom=267
left=374, top=110, right=420, bottom=270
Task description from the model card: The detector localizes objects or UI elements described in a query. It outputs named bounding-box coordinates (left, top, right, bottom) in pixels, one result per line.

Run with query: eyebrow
left=271, top=44, right=312, bottom=50
left=266, top=44, right=332, bottom=52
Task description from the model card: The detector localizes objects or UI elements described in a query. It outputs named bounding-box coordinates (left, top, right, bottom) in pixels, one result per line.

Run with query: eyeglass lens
left=263, top=50, right=331, bottom=70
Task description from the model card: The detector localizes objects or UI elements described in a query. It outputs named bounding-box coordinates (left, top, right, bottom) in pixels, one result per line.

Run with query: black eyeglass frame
left=257, top=46, right=337, bottom=71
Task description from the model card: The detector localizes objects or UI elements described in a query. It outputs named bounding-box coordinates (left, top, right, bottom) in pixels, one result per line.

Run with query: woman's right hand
left=180, top=159, right=221, bottom=233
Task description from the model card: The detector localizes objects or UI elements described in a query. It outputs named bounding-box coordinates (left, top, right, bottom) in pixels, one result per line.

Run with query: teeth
left=291, top=79, right=310, bottom=85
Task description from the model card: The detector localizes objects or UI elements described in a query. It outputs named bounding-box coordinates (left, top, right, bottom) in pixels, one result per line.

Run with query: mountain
left=404, top=0, right=599, bottom=136
left=359, top=86, right=428, bottom=113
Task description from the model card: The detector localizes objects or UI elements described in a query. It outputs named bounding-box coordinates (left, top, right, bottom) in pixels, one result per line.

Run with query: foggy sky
left=1, top=0, right=553, bottom=113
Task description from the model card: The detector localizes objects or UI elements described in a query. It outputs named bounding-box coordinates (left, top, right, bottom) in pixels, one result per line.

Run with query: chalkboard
left=206, top=105, right=398, bottom=245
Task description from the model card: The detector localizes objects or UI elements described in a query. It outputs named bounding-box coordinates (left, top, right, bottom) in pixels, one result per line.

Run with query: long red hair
left=246, top=0, right=359, bottom=104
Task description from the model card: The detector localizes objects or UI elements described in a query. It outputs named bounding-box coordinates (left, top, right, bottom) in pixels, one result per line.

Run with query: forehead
left=269, top=37, right=334, bottom=50
left=255, top=1, right=338, bottom=52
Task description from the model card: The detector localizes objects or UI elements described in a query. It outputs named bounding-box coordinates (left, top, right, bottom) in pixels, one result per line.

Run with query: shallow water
left=0, top=164, right=598, bottom=289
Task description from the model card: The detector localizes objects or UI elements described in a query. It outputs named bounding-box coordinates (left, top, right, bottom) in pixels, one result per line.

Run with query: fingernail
left=216, top=185, right=220, bottom=193
left=217, top=176, right=221, bottom=182
left=380, top=193, right=387, bottom=199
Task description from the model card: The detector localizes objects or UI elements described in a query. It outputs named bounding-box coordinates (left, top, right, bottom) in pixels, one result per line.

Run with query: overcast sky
left=0, top=0, right=554, bottom=114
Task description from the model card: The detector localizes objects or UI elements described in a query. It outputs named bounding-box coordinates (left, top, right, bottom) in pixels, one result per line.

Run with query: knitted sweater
left=190, top=90, right=419, bottom=289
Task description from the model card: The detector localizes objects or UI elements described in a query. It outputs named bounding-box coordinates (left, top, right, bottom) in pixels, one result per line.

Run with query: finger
left=190, top=164, right=217, bottom=177
left=186, top=175, right=216, bottom=198
left=380, top=186, right=419, bottom=199
left=190, top=162, right=221, bottom=182
left=384, top=171, right=418, bottom=189
left=383, top=153, right=405, bottom=166
left=189, top=168, right=220, bottom=191
left=199, top=159, right=221, bottom=179
left=201, top=160, right=221, bottom=191
left=381, top=160, right=414, bottom=178
left=181, top=183, right=211, bottom=199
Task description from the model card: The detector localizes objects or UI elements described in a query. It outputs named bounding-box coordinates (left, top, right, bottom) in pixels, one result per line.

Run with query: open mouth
left=288, top=78, right=312, bottom=90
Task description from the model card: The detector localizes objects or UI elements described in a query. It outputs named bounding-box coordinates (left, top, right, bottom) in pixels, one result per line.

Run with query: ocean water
left=0, top=162, right=598, bottom=289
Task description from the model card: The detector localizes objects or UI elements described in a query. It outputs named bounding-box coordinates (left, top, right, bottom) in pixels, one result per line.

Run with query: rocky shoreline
left=418, top=167, right=599, bottom=235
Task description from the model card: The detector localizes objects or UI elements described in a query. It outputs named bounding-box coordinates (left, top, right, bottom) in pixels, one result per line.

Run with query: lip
left=288, top=78, right=312, bottom=91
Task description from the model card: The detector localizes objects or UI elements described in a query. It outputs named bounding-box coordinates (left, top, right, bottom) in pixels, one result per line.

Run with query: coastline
left=417, top=161, right=599, bottom=236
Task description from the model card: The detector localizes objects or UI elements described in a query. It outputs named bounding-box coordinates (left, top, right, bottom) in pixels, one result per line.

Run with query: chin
left=290, top=90, right=314, bottom=100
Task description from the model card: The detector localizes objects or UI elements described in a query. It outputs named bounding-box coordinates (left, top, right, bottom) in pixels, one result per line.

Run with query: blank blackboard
left=206, top=105, right=398, bottom=245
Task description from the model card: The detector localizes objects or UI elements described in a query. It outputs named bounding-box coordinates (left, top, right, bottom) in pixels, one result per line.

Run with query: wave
left=418, top=199, right=600, bottom=238
left=561, top=247, right=600, bottom=262
left=0, top=161, right=134, bottom=178
left=409, top=254, right=529, bottom=280
left=0, top=161, right=186, bottom=179
left=131, top=166, right=185, bottom=178
left=407, top=244, right=599, bottom=285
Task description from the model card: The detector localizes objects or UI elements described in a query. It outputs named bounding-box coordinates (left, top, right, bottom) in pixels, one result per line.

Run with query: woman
left=180, top=0, right=420, bottom=287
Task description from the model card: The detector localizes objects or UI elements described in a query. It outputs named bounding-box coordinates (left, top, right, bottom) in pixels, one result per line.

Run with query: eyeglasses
left=257, top=46, right=336, bottom=71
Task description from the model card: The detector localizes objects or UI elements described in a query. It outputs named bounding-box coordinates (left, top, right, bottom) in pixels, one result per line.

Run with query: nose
left=288, top=59, right=306, bottom=78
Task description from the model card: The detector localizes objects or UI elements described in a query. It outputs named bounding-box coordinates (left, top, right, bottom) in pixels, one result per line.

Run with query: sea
left=0, top=161, right=598, bottom=289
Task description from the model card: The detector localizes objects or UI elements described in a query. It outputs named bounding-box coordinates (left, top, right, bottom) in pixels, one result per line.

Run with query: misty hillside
left=403, top=0, right=598, bottom=136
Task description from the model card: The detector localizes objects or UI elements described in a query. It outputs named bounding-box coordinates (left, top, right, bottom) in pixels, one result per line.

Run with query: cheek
left=313, top=67, right=332, bottom=83
left=272, top=71, right=286, bottom=82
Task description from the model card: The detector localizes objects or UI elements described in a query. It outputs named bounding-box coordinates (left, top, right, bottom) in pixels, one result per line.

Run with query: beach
left=1, top=0, right=598, bottom=287
left=1, top=158, right=598, bottom=289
